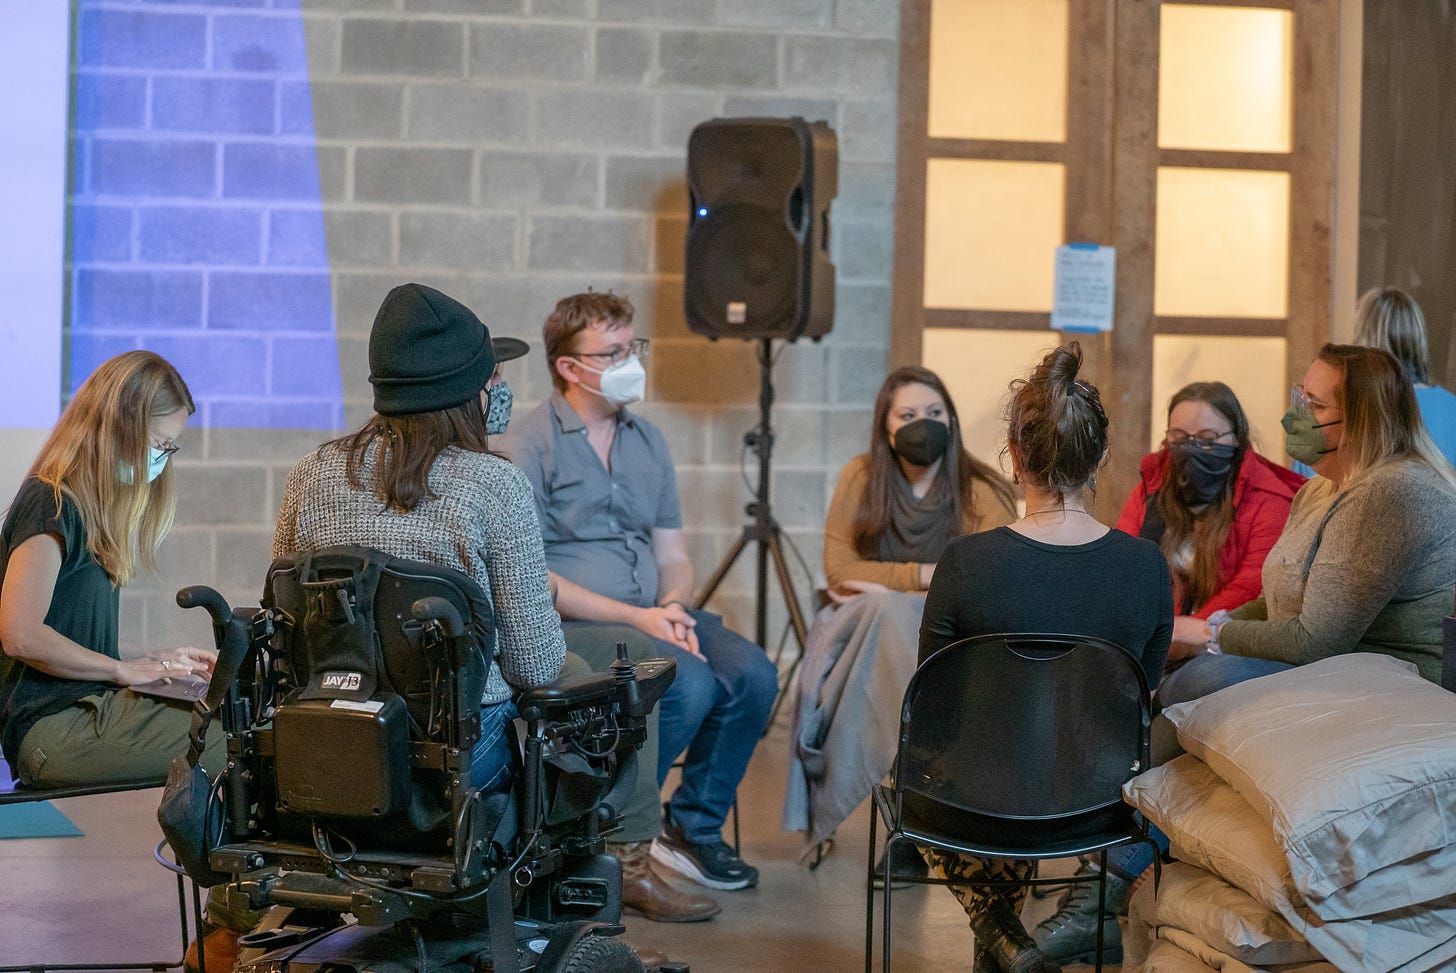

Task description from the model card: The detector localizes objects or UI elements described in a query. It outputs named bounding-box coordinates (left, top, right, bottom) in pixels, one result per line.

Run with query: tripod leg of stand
left=764, top=530, right=810, bottom=728
left=694, top=530, right=750, bottom=610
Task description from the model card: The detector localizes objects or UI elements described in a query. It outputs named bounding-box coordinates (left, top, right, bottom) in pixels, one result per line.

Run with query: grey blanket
left=782, top=591, right=925, bottom=856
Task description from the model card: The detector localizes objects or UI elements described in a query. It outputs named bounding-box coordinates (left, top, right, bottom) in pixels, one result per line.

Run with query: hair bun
left=1046, top=342, right=1085, bottom=395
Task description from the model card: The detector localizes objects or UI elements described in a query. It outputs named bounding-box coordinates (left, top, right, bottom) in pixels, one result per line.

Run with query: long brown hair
left=27, top=351, right=194, bottom=586
left=330, top=398, right=495, bottom=514
left=853, top=366, right=1014, bottom=557
left=1317, top=343, right=1456, bottom=491
left=1004, top=342, right=1108, bottom=501
left=1152, top=382, right=1250, bottom=610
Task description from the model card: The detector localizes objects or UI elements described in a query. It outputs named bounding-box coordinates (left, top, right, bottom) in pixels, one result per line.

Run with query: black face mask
left=892, top=418, right=951, bottom=467
left=1171, top=441, right=1237, bottom=506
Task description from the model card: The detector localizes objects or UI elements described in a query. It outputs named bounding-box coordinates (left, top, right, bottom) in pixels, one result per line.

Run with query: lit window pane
left=925, top=158, right=1065, bottom=312
left=923, top=327, right=1060, bottom=467
left=1159, top=4, right=1293, bottom=152
left=1154, top=167, right=1289, bottom=318
left=1152, top=334, right=1288, bottom=459
left=928, top=0, right=1069, bottom=142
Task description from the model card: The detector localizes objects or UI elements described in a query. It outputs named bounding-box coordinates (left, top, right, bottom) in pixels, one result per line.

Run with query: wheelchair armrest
left=516, top=657, right=675, bottom=722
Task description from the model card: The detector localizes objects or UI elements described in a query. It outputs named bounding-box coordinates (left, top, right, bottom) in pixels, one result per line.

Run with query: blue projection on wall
left=70, top=0, right=342, bottom=429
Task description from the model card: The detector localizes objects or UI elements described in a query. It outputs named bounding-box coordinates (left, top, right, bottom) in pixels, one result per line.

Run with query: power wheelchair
left=176, top=545, right=675, bottom=973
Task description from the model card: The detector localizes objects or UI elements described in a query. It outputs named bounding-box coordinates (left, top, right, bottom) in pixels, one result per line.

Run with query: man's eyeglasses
left=572, top=338, right=650, bottom=367
left=151, top=438, right=181, bottom=458
left=1164, top=429, right=1234, bottom=451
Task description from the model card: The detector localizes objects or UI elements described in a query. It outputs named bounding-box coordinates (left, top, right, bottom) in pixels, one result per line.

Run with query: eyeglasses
left=151, top=438, right=181, bottom=458
left=572, top=338, right=650, bottom=367
left=1164, top=429, right=1234, bottom=451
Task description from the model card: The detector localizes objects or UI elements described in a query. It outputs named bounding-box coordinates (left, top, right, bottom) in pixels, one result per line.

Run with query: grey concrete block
left=407, top=84, right=530, bottom=143
left=600, top=0, right=713, bottom=24
left=830, top=343, right=889, bottom=404
left=674, top=466, right=757, bottom=534
left=595, top=27, right=654, bottom=85
left=771, top=468, right=828, bottom=529
left=774, top=341, right=830, bottom=404
left=407, top=0, right=522, bottom=12
left=399, top=211, right=519, bottom=271
left=651, top=339, right=757, bottom=405
left=635, top=273, right=690, bottom=339
left=833, top=219, right=892, bottom=282
left=828, top=282, right=892, bottom=344
left=341, top=18, right=465, bottom=79
left=302, top=14, right=341, bottom=77
left=653, top=217, right=686, bottom=275
left=629, top=402, right=711, bottom=466
left=722, top=94, right=836, bottom=123
left=839, top=161, right=895, bottom=208
left=202, top=426, right=330, bottom=464
left=604, top=156, right=687, bottom=213
left=319, top=208, right=395, bottom=267
left=210, top=528, right=278, bottom=601
left=173, top=464, right=272, bottom=526
left=707, top=403, right=825, bottom=467
left=535, top=89, right=654, bottom=148
left=527, top=214, right=651, bottom=273
left=826, top=407, right=875, bottom=462
left=306, top=81, right=404, bottom=140
left=655, top=91, right=722, bottom=151
left=835, top=0, right=898, bottom=35
left=334, top=271, right=462, bottom=335
left=470, top=24, right=590, bottom=82
left=316, top=146, right=349, bottom=201
left=354, top=146, right=474, bottom=204
left=838, top=97, right=897, bottom=162
left=335, top=334, right=371, bottom=392
left=532, top=0, right=589, bottom=17
left=659, top=31, right=778, bottom=89
left=840, top=38, right=897, bottom=95
left=713, top=0, right=834, bottom=30
left=479, top=151, right=599, bottom=209
left=783, top=35, right=840, bottom=90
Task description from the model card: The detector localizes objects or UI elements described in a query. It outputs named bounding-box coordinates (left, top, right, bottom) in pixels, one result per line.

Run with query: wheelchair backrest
left=260, top=545, right=496, bottom=845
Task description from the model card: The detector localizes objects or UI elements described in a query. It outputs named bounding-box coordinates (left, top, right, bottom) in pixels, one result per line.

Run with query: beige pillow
left=1163, top=653, right=1456, bottom=907
left=1149, top=861, right=1323, bottom=967
left=1124, top=755, right=1456, bottom=973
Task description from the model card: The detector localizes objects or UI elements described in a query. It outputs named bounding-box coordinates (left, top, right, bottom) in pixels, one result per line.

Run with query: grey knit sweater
left=273, top=441, right=566, bottom=704
left=1223, top=458, right=1456, bottom=682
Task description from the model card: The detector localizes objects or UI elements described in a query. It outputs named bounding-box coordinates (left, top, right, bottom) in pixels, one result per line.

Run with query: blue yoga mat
left=0, top=801, right=83, bottom=839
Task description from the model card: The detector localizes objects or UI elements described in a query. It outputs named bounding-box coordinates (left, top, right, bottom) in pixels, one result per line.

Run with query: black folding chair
left=865, top=633, right=1162, bottom=973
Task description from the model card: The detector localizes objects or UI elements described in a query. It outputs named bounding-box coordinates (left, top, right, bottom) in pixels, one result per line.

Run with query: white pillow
left=1124, top=755, right=1456, bottom=973
left=1163, top=653, right=1456, bottom=906
left=1149, top=861, right=1323, bottom=967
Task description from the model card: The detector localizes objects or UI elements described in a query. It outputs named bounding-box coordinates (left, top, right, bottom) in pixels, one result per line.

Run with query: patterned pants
left=917, top=847, right=1036, bottom=922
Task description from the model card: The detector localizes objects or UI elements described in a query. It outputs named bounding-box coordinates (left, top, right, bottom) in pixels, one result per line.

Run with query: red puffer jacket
left=1115, top=449, right=1307, bottom=618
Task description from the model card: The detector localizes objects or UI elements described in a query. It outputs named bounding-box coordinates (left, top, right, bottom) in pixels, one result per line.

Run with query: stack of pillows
left=1121, top=653, right=1456, bottom=973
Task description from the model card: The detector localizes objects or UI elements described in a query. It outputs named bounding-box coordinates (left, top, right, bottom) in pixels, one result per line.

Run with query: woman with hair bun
left=917, top=343, right=1173, bottom=973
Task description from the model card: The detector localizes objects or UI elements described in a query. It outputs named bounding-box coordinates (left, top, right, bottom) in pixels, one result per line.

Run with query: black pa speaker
left=684, top=117, right=838, bottom=341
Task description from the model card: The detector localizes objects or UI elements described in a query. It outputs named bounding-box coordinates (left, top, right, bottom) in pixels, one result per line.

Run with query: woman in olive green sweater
left=1162, top=344, right=1456, bottom=710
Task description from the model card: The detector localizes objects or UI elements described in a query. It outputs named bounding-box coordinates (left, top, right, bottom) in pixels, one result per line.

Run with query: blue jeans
left=471, top=698, right=519, bottom=794
left=1106, top=652, right=1293, bottom=881
left=568, top=610, right=777, bottom=845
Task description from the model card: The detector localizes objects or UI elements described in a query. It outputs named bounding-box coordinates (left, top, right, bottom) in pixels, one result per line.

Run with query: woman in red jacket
left=1032, top=381, right=1304, bottom=965
left=1115, top=381, right=1304, bottom=655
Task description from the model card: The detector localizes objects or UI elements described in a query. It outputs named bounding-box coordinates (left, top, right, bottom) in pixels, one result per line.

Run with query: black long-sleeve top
left=919, top=526, right=1174, bottom=689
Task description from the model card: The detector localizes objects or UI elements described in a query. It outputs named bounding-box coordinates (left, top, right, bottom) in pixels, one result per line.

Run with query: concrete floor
left=0, top=712, right=1092, bottom=973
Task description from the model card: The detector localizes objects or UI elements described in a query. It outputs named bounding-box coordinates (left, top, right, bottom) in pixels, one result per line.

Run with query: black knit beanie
left=369, top=283, right=495, bottom=416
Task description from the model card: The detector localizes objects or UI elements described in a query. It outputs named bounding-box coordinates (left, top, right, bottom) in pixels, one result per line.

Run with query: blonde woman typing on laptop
left=0, top=351, right=220, bottom=788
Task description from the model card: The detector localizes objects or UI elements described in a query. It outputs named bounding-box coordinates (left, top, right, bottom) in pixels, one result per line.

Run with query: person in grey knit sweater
left=273, top=283, right=565, bottom=797
left=1161, top=343, right=1456, bottom=724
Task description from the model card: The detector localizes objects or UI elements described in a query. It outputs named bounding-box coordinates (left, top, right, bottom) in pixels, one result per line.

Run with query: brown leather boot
left=609, top=840, right=722, bottom=922
left=632, top=942, right=670, bottom=970
left=184, top=926, right=242, bottom=973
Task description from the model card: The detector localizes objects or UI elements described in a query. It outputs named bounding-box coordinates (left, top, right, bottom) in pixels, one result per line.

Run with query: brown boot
left=184, top=926, right=242, bottom=973
left=632, top=942, right=670, bottom=970
left=609, top=840, right=722, bottom=922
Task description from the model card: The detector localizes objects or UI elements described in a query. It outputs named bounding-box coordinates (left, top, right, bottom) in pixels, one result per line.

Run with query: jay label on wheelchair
left=173, top=544, right=676, bottom=973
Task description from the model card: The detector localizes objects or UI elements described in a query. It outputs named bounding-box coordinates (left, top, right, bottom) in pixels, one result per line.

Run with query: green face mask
left=1282, top=406, right=1340, bottom=466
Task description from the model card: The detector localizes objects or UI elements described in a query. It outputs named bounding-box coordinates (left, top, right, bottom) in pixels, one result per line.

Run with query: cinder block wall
left=100, top=0, right=900, bottom=652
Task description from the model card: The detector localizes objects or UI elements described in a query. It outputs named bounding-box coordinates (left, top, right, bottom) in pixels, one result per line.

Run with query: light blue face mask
left=118, top=446, right=171, bottom=485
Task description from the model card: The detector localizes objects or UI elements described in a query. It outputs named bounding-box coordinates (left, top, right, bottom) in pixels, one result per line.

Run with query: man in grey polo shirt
left=506, top=291, right=777, bottom=895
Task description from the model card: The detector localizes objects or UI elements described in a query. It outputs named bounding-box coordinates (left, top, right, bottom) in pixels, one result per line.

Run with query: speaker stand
left=694, top=340, right=810, bottom=724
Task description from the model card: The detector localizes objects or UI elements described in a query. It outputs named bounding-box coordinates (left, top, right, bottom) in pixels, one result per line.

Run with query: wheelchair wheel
left=556, top=934, right=645, bottom=973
